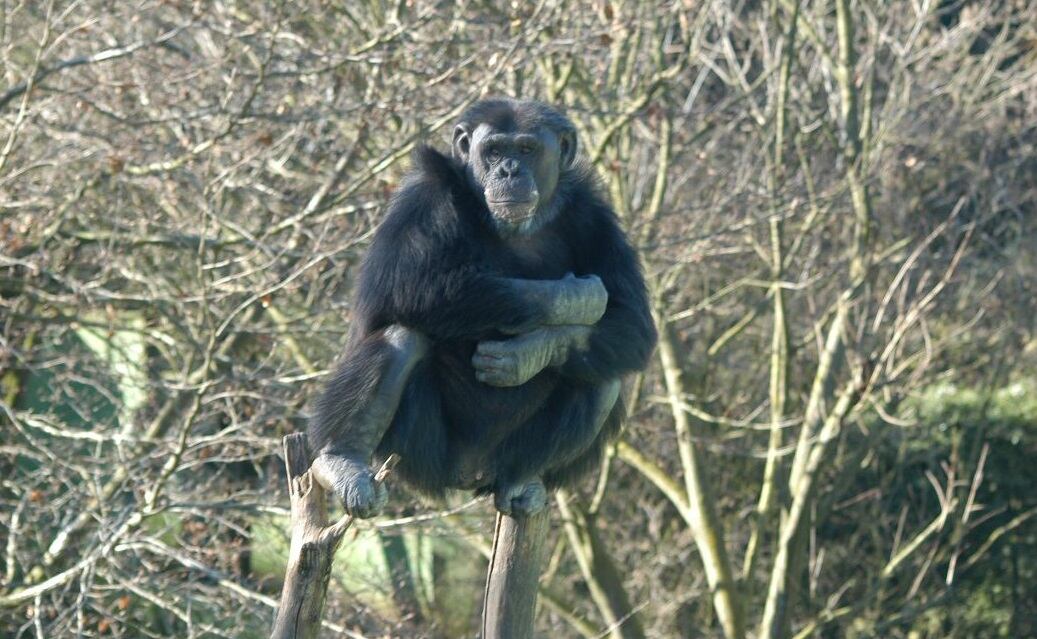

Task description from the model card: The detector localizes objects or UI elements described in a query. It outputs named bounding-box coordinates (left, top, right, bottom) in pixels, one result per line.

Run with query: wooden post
left=481, top=509, right=550, bottom=639
left=270, top=433, right=397, bottom=639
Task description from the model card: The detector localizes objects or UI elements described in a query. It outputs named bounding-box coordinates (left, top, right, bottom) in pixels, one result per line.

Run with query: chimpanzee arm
left=555, top=206, right=657, bottom=382
left=473, top=204, right=656, bottom=386
left=355, top=186, right=606, bottom=341
left=472, top=325, right=592, bottom=387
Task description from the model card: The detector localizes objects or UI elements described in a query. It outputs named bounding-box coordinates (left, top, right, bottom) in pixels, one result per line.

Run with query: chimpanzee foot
left=341, top=469, right=388, bottom=519
left=494, top=477, right=547, bottom=517
left=311, top=454, right=388, bottom=519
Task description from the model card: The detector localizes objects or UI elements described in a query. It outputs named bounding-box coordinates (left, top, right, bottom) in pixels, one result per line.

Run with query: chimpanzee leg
left=308, top=325, right=429, bottom=518
left=542, top=397, right=624, bottom=491
left=492, top=379, right=621, bottom=516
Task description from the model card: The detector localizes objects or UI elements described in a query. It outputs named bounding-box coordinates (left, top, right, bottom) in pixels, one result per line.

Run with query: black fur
left=310, top=104, right=656, bottom=498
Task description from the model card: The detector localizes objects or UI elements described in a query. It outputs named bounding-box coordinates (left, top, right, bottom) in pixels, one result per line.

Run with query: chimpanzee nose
left=498, top=158, right=520, bottom=178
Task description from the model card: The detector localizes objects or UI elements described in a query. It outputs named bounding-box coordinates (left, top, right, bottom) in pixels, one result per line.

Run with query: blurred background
left=2, top=1, right=1036, bottom=637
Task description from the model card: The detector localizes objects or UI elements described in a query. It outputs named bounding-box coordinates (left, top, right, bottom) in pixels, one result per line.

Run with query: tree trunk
left=270, top=433, right=396, bottom=639
left=481, top=509, right=550, bottom=639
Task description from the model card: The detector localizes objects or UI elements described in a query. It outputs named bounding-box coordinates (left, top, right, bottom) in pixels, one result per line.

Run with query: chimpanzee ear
left=452, top=124, right=472, bottom=162
left=559, top=129, right=577, bottom=169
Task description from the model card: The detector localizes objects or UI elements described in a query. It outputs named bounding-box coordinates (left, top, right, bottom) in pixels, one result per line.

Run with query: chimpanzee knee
left=309, top=324, right=430, bottom=517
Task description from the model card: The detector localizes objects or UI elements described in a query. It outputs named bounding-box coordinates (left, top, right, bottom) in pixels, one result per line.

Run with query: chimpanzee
left=308, top=98, right=656, bottom=517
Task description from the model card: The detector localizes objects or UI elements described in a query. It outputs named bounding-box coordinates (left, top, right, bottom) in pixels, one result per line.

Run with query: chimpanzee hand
left=502, top=274, right=608, bottom=335
left=546, top=273, right=608, bottom=326
left=494, top=477, right=547, bottom=516
left=473, top=325, right=592, bottom=387
left=310, top=453, right=387, bottom=519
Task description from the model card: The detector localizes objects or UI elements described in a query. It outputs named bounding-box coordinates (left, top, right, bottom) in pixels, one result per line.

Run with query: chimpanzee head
left=452, top=98, right=578, bottom=236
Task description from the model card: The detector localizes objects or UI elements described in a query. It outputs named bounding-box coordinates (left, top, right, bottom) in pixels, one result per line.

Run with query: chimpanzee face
left=453, top=116, right=576, bottom=236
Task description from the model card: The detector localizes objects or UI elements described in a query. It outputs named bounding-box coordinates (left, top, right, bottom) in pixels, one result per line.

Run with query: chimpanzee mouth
left=488, top=199, right=536, bottom=206
left=488, top=199, right=537, bottom=220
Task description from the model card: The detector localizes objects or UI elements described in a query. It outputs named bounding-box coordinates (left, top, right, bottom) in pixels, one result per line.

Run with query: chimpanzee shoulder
left=376, top=145, right=496, bottom=241
left=350, top=145, right=498, bottom=338
left=411, top=145, right=464, bottom=186
left=552, top=167, right=633, bottom=266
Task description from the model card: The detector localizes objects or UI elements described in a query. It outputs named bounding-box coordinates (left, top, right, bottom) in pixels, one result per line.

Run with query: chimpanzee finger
left=472, top=352, right=504, bottom=368
left=494, top=490, right=514, bottom=515
left=477, top=368, right=521, bottom=387
left=475, top=340, right=509, bottom=358
left=476, top=371, right=503, bottom=385
left=495, top=500, right=512, bottom=515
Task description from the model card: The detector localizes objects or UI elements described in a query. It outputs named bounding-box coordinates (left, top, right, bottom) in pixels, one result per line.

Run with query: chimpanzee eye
left=487, top=148, right=501, bottom=162
left=519, top=144, right=534, bottom=155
